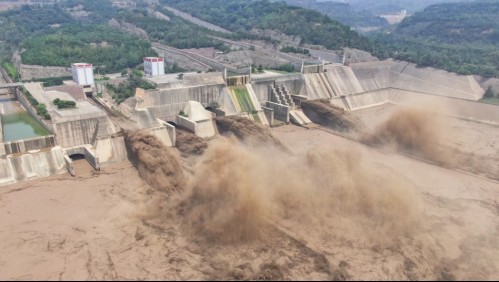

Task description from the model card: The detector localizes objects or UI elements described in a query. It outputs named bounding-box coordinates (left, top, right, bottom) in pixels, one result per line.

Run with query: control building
left=71, top=63, right=95, bottom=86
left=144, top=57, right=165, bottom=77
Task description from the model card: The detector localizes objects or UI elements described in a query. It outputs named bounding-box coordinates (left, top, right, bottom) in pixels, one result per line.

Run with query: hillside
left=2, top=0, right=496, bottom=78
left=0, top=0, right=157, bottom=73
left=115, top=8, right=230, bottom=51
left=371, top=1, right=499, bottom=77
left=276, top=0, right=388, bottom=29
left=21, top=25, right=156, bottom=73
left=394, top=1, right=499, bottom=45
left=0, top=4, right=74, bottom=62
left=161, top=0, right=374, bottom=51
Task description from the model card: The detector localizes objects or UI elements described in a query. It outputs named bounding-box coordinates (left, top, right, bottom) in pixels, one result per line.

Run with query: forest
left=0, top=4, right=74, bottom=62
left=163, top=0, right=498, bottom=77
left=21, top=25, right=157, bottom=74
left=0, top=0, right=496, bottom=78
left=116, top=9, right=230, bottom=52
left=371, top=1, right=499, bottom=77
left=161, top=0, right=374, bottom=52
left=0, top=0, right=155, bottom=73
left=278, top=0, right=388, bottom=29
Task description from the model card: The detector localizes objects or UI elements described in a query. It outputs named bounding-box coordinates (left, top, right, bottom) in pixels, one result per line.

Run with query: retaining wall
left=261, top=106, right=274, bottom=126
left=176, top=115, right=196, bottom=132
left=165, top=122, right=176, bottom=146
left=63, top=155, right=75, bottom=176
left=52, top=114, right=111, bottom=148
left=144, top=125, right=174, bottom=147
left=226, top=75, right=250, bottom=86
left=0, top=146, right=66, bottom=186
left=141, top=84, right=225, bottom=120
left=176, top=115, right=216, bottom=138
left=14, top=88, right=54, bottom=132
left=95, top=135, right=128, bottom=166
left=20, top=65, right=71, bottom=81
left=302, top=64, right=324, bottom=74
left=3, top=135, right=56, bottom=155
left=265, top=101, right=290, bottom=123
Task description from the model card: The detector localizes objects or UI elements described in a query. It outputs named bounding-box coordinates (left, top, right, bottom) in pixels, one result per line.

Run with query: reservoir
left=0, top=96, right=50, bottom=142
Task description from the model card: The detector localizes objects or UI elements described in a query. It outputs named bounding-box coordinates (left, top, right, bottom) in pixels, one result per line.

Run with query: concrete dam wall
left=141, top=83, right=225, bottom=121
left=251, top=74, right=306, bottom=102
left=3, top=135, right=56, bottom=155
left=136, top=59, right=487, bottom=129
left=0, top=146, right=66, bottom=186
left=328, top=88, right=499, bottom=124
left=308, top=60, right=485, bottom=101
left=53, top=114, right=113, bottom=148
left=19, top=64, right=71, bottom=81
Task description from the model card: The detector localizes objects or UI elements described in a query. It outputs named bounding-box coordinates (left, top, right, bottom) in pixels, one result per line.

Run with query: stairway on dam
left=269, top=82, right=295, bottom=108
left=267, top=82, right=312, bottom=126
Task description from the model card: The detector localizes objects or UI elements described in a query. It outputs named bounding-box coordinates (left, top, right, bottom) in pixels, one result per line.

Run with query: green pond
left=1, top=100, right=50, bottom=142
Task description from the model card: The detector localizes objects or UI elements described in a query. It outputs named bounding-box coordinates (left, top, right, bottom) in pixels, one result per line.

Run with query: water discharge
left=123, top=116, right=497, bottom=280
left=125, top=130, right=185, bottom=194
left=180, top=138, right=420, bottom=244
left=362, top=108, right=444, bottom=161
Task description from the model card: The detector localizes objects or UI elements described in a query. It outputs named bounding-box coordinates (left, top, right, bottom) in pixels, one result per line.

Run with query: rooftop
left=23, top=82, right=105, bottom=123
left=72, top=63, right=93, bottom=68
left=144, top=57, right=164, bottom=61
left=44, top=85, right=86, bottom=101
left=51, top=100, right=104, bottom=122
left=143, top=73, right=184, bottom=85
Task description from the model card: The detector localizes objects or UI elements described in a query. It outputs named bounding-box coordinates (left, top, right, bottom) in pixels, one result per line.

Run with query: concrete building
left=71, top=63, right=95, bottom=86
left=144, top=57, right=165, bottom=77
left=9, top=83, right=128, bottom=178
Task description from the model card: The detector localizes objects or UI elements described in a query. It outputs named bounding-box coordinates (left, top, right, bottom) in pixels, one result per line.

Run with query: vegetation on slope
left=2, top=0, right=496, bottom=79
left=60, top=0, right=117, bottom=23
left=0, top=4, right=74, bottom=62
left=53, top=98, right=76, bottom=109
left=371, top=1, right=499, bottom=77
left=0, top=0, right=153, bottom=71
left=394, top=1, right=498, bottom=45
left=106, top=69, right=156, bottom=104
left=161, top=0, right=374, bottom=51
left=21, top=25, right=157, bottom=73
left=278, top=0, right=388, bottom=29
left=116, top=9, right=230, bottom=51
left=2, top=62, right=18, bottom=79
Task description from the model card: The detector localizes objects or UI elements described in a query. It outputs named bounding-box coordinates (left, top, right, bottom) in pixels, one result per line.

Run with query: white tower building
left=144, top=57, right=165, bottom=77
left=71, top=63, right=95, bottom=86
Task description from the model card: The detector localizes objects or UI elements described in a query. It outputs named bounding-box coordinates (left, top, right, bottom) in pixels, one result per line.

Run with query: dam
left=133, top=59, right=495, bottom=131
left=1, top=58, right=498, bottom=186
left=0, top=82, right=129, bottom=186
